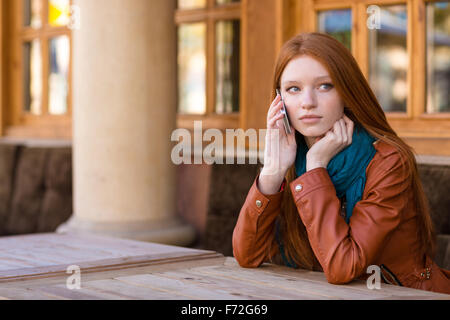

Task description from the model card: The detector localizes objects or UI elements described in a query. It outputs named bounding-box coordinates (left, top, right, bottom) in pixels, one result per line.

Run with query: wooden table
left=0, top=233, right=449, bottom=300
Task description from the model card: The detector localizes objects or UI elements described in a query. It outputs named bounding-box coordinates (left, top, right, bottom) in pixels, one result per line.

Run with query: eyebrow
left=282, top=76, right=332, bottom=86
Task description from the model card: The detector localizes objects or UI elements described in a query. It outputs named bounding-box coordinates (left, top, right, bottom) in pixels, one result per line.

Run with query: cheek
left=322, top=95, right=344, bottom=121
left=284, top=100, right=298, bottom=120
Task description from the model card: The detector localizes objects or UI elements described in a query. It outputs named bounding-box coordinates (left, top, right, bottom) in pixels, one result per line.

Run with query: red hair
left=270, top=32, right=435, bottom=270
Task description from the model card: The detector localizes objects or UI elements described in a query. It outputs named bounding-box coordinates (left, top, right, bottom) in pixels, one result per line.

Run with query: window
left=368, top=4, right=408, bottom=113
left=317, top=9, right=352, bottom=51
left=175, top=0, right=241, bottom=129
left=178, top=23, right=207, bottom=114
left=426, top=1, right=450, bottom=113
left=3, top=0, right=72, bottom=138
left=299, top=0, right=450, bottom=155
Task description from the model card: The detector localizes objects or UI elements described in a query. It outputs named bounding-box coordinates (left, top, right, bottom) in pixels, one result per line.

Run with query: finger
left=332, top=120, right=343, bottom=142
left=334, top=119, right=344, bottom=144
left=277, top=118, right=292, bottom=139
left=268, top=112, right=285, bottom=129
left=269, top=110, right=285, bottom=124
left=342, top=114, right=353, bottom=130
left=268, top=100, right=283, bottom=121
left=268, top=95, right=282, bottom=118
left=345, top=118, right=354, bottom=145
left=339, top=119, right=348, bottom=144
left=275, top=119, right=285, bottom=131
left=267, top=114, right=281, bottom=129
left=271, top=94, right=281, bottom=107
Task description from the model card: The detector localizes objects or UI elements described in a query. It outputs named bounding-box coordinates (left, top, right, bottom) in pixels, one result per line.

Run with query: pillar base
left=57, top=216, right=197, bottom=247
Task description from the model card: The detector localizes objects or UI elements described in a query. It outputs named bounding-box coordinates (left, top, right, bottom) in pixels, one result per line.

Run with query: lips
left=300, top=114, right=322, bottom=124
left=300, top=115, right=322, bottom=120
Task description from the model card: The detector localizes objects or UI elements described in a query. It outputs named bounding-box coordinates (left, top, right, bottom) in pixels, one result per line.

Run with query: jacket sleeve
left=289, top=152, right=410, bottom=284
left=232, top=173, right=285, bottom=268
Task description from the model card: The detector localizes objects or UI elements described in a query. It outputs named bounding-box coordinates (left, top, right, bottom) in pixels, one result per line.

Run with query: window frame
left=299, top=0, right=450, bottom=143
left=175, top=0, right=241, bottom=130
left=0, top=0, right=3, bottom=136
left=3, top=0, right=73, bottom=139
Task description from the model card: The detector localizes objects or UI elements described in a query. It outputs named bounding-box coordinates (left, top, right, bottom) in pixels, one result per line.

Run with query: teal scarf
left=294, top=125, right=376, bottom=224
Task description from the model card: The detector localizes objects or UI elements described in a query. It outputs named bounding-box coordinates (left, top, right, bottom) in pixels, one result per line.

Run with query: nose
left=300, top=88, right=317, bottom=110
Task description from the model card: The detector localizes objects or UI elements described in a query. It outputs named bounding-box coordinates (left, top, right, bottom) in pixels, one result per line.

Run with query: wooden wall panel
left=0, top=0, right=3, bottom=135
left=240, top=0, right=279, bottom=134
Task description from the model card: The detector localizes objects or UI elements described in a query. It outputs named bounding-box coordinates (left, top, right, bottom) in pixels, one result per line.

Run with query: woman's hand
left=306, top=115, right=354, bottom=172
left=258, top=94, right=297, bottom=195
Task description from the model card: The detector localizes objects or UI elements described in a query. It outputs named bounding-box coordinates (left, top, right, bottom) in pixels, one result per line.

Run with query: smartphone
left=276, top=88, right=292, bottom=135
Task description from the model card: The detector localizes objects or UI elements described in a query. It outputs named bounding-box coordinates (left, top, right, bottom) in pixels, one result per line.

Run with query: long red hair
left=270, top=32, right=435, bottom=270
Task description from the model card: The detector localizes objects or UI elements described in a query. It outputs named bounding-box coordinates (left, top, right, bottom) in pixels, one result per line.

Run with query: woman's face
left=279, top=55, right=345, bottom=143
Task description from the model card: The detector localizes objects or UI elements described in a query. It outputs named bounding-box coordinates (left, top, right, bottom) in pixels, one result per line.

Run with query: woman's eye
left=287, top=86, right=300, bottom=92
left=319, top=83, right=334, bottom=90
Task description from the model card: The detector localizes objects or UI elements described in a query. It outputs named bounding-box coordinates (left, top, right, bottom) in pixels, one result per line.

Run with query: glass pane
left=49, top=36, right=70, bottom=115
left=317, top=9, right=352, bottom=51
left=216, top=0, right=240, bottom=5
left=177, top=0, right=206, bottom=9
left=216, top=20, right=240, bottom=114
left=178, top=23, right=207, bottom=114
left=368, top=5, right=408, bottom=112
left=23, top=40, right=43, bottom=115
left=48, top=0, right=70, bottom=27
left=426, top=1, right=450, bottom=113
left=24, top=0, right=42, bottom=29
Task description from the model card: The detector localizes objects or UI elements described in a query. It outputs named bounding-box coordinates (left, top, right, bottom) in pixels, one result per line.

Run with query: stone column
left=58, top=0, right=196, bottom=246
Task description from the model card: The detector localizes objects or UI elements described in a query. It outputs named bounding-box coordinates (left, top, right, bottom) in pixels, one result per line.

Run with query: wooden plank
left=202, top=258, right=450, bottom=300
left=34, top=286, right=104, bottom=300
left=1, top=235, right=448, bottom=300
left=0, top=233, right=219, bottom=265
left=0, top=251, right=66, bottom=269
left=35, top=284, right=133, bottom=300
left=81, top=279, right=188, bottom=300
left=1, top=256, right=448, bottom=300
left=187, top=264, right=390, bottom=299
left=0, top=233, right=222, bottom=282
left=0, top=255, right=227, bottom=292
left=0, top=287, right=58, bottom=300
left=114, top=273, right=245, bottom=300
left=0, top=233, right=200, bottom=259
left=257, top=264, right=447, bottom=298
left=157, top=269, right=330, bottom=300
left=0, top=251, right=222, bottom=282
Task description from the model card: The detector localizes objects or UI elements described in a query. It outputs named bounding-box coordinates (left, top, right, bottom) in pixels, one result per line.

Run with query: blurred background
left=0, top=0, right=449, bottom=268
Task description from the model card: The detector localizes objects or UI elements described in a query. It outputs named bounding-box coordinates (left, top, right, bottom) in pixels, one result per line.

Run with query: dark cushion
left=436, top=234, right=450, bottom=270
left=6, top=147, right=48, bottom=234
left=418, top=164, right=450, bottom=234
left=37, top=148, right=72, bottom=232
left=203, top=163, right=259, bottom=256
left=0, top=144, right=20, bottom=234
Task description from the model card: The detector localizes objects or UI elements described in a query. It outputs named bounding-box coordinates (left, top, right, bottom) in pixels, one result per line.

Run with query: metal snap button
left=256, top=200, right=262, bottom=208
left=295, top=184, right=303, bottom=192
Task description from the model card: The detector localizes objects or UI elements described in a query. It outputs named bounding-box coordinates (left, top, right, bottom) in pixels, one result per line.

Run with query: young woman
left=232, top=32, right=450, bottom=294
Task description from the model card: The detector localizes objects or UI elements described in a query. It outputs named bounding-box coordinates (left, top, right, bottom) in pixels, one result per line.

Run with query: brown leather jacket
left=233, top=140, right=450, bottom=294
